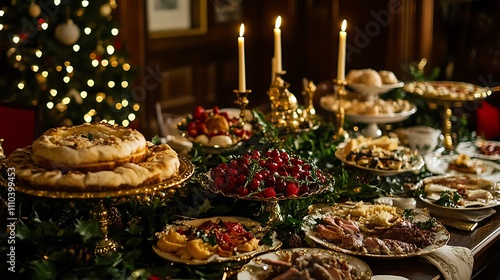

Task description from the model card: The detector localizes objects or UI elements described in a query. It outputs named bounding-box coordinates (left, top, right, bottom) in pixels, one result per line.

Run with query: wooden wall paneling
left=116, top=0, right=147, bottom=132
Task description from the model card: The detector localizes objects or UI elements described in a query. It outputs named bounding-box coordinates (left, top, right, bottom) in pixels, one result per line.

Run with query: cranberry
left=299, top=185, right=310, bottom=195
left=251, top=150, right=261, bottom=159
left=214, top=177, right=225, bottom=189
left=248, top=179, right=260, bottom=191
left=237, top=186, right=249, bottom=197
left=236, top=174, right=246, bottom=186
left=267, top=162, right=279, bottom=172
left=227, top=168, right=239, bottom=177
left=254, top=172, right=264, bottom=181
left=291, top=158, right=304, bottom=165
left=275, top=179, right=287, bottom=192
left=229, top=159, right=239, bottom=169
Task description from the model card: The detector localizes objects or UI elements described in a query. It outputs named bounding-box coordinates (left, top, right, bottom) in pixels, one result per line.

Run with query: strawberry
left=263, top=187, right=276, bottom=198
left=285, top=182, right=300, bottom=197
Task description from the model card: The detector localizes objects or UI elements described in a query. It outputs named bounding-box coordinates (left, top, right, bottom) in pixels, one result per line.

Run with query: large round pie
left=5, top=123, right=180, bottom=191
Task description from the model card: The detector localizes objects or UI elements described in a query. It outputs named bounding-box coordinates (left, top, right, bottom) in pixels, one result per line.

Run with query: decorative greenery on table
left=0, top=106, right=465, bottom=280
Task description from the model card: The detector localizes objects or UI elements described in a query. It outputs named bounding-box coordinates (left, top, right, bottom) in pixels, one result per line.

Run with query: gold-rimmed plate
left=152, top=216, right=282, bottom=265
left=302, top=203, right=450, bottom=259
left=456, top=140, right=500, bottom=162
left=403, top=81, right=491, bottom=103
left=0, top=155, right=194, bottom=199
left=415, top=174, right=500, bottom=210
left=335, top=147, right=424, bottom=176
left=237, top=248, right=372, bottom=280
left=424, top=154, right=500, bottom=181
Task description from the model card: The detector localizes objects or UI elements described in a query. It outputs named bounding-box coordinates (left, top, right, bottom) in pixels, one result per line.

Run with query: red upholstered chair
left=0, top=102, right=41, bottom=156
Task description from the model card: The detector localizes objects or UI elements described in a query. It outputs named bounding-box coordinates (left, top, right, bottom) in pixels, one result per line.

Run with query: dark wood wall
left=118, top=0, right=437, bottom=138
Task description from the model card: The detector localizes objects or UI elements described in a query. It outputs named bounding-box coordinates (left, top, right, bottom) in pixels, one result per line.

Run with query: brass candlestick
left=334, top=79, right=349, bottom=140
left=234, top=89, right=251, bottom=129
left=301, top=78, right=318, bottom=122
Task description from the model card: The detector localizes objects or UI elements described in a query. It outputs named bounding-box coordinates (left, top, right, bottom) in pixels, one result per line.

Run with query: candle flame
left=341, top=19, right=347, bottom=32
left=239, top=23, right=244, bottom=37
left=275, top=16, right=281, bottom=29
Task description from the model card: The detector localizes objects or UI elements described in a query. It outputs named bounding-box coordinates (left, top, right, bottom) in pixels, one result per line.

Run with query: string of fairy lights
left=0, top=0, right=139, bottom=127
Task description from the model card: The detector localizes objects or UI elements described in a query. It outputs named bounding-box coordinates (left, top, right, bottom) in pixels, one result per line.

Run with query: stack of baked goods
left=346, top=68, right=399, bottom=86
left=4, top=122, right=180, bottom=191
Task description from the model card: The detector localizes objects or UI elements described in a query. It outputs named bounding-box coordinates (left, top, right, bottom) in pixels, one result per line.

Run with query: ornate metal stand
left=333, top=79, right=349, bottom=140
left=257, top=200, right=284, bottom=226
left=267, top=72, right=319, bottom=134
left=91, top=200, right=119, bottom=255
left=1, top=156, right=194, bottom=255
left=234, top=89, right=251, bottom=129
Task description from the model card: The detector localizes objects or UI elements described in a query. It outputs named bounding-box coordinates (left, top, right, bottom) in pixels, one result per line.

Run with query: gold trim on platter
left=1, top=155, right=194, bottom=199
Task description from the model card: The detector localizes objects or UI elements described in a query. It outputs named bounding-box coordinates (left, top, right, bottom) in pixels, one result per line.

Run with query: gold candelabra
left=333, top=79, right=349, bottom=140
left=267, top=71, right=319, bottom=133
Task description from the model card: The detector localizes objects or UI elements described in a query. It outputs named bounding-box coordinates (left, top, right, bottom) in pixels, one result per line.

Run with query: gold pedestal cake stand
left=1, top=156, right=195, bottom=255
left=404, top=81, right=492, bottom=151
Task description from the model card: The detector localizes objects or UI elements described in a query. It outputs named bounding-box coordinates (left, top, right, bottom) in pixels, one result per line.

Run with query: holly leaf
left=151, top=135, right=162, bottom=145
left=186, top=198, right=213, bottom=216
left=31, top=260, right=57, bottom=280
left=74, top=219, right=99, bottom=242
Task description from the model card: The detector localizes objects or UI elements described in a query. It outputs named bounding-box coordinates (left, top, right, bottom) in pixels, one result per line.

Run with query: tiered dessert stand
left=347, top=82, right=411, bottom=138
left=1, top=156, right=195, bottom=255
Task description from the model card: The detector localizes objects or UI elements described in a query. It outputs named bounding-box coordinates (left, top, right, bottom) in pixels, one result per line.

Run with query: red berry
left=214, top=177, right=225, bottom=189
left=299, top=185, right=309, bottom=195
left=229, top=159, right=239, bottom=169
left=286, top=182, right=300, bottom=197
left=236, top=174, right=246, bottom=186
left=188, top=129, right=198, bottom=138
left=263, top=187, right=276, bottom=198
left=275, top=179, right=287, bottom=192
left=251, top=150, right=261, bottom=159
left=237, top=186, right=249, bottom=197
left=193, top=106, right=207, bottom=120
left=248, top=179, right=260, bottom=191
left=267, top=162, right=279, bottom=172
left=213, top=106, right=220, bottom=114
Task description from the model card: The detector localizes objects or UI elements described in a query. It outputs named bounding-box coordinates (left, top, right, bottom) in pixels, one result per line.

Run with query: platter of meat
left=456, top=140, right=500, bottom=162
left=153, top=216, right=282, bottom=265
left=335, top=136, right=424, bottom=176
left=302, top=202, right=450, bottom=258
left=237, top=248, right=372, bottom=280
left=416, top=175, right=500, bottom=210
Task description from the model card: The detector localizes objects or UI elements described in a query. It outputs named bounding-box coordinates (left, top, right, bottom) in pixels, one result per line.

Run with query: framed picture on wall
left=147, top=0, right=207, bottom=38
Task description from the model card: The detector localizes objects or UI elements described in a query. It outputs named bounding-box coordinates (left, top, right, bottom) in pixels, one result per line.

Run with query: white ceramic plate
left=424, top=154, right=500, bottom=182
left=456, top=140, right=500, bottom=162
left=345, top=104, right=416, bottom=124
left=348, top=81, right=405, bottom=96
left=335, top=147, right=424, bottom=176
left=302, top=203, right=450, bottom=259
left=415, top=175, right=500, bottom=210
left=153, top=216, right=282, bottom=265
left=237, top=248, right=372, bottom=280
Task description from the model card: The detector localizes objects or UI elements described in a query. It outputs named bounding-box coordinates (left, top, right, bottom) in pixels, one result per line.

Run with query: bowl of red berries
left=199, top=149, right=333, bottom=200
left=177, top=106, right=253, bottom=153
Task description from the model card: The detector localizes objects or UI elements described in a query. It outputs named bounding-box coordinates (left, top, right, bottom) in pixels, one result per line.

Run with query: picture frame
left=147, top=0, right=207, bottom=38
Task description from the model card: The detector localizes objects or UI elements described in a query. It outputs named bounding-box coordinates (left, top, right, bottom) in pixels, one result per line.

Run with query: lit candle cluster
left=237, top=16, right=347, bottom=88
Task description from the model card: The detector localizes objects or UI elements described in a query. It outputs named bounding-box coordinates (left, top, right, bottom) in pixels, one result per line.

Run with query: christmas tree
left=0, top=0, right=138, bottom=130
